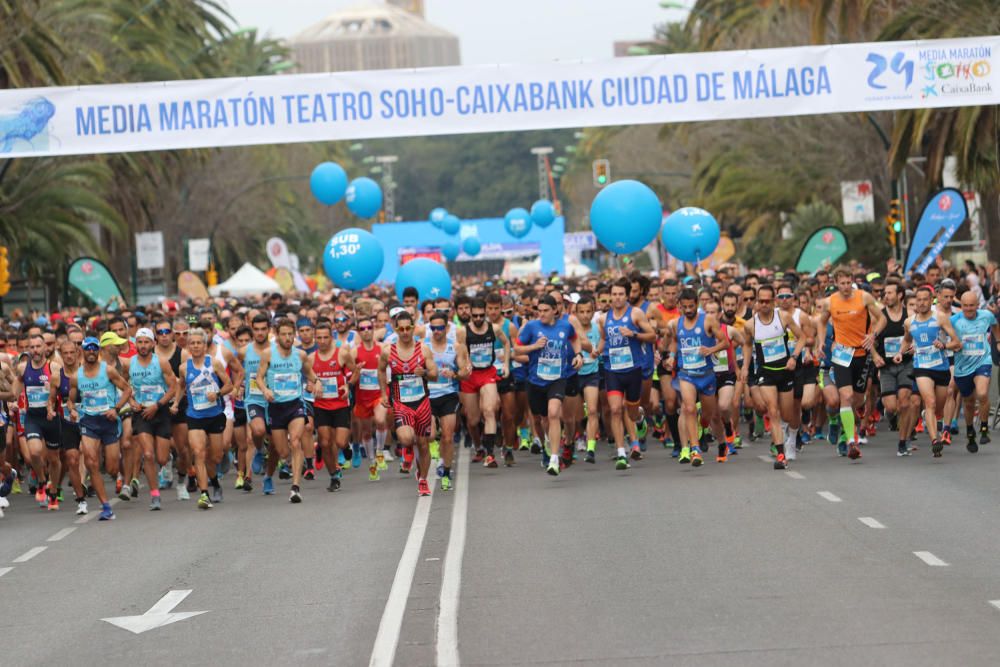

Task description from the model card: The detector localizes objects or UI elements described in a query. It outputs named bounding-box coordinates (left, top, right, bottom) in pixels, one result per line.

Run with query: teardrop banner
left=903, top=188, right=969, bottom=274
left=66, top=257, right=126, bottom=308
left=177, top=271, right=210, bottom=300
left=795, top=227, right=848, bottom=274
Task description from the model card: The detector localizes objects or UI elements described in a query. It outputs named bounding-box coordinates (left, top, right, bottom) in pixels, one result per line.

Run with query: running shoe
left=381, top=448, right=394, bottom=462
left=931, top=439, right=943, bottom=457
left=376, top=452, right=387, bottom=471
left=691, top=448, right=703, bottom=467
left=437, top=463, right=445, bottom=478
left=303, top=467, right=315, bottom=481
left=327, top=476, right=341, bottom=492
left=369, top=464, right=380, bottom=482
left=530, top=438, right=542, bottom=455
left=114, top=477, right=123, bottom=497
left=897, top=443, right=911, bottom=457
left=636, top=418, right=648, bottom=441
left=351, top=444, right=362, bottom=469
left=733, top=435, right=743, bottom=449
left=12, top=478, right=21, bottom=495
left=546, top=457, right=560, bottom=476
left=981, top=428, right=991, bottom=445
left=177, top=485, right=190, bottom=501
left=130, top=478, right=140, bottom=498
left=235, top=474, right=245, bottom=490
left=76, top=499, right=88, bottom=515
left=35, top=485, right=46, bottom=506
left=429, top=440, right=441, bottom=460
left=773, top=453, right=787, bottom=470
left=949, top=419, right=959, bottom=435
left=400, top=462, right=412, bottom=475
left=837, top=442, right=848, bottom=457
left=117, top=484, right=131, bottom=502
left=186, top=475, right=197, bottom=494
left=418, top=478, right=431, bottom=496
left=615, top=456, right=629, bottom=470
left=0, top=496, right=6, bottom=518
left=47, top=497, right=59, bottom=511
left=966, top=435, right=979, bottom=454
left=472, top=449, right=485, bottom=463
left=585, top=450, right=596, bottom=464
left=678, top=446, right=691, bottom=464
left=278, top=461, right=292, bottom=479
left=440, top=475, right=452, bottom=491
left=671, top=443, right=681, bottom=458
left=158, top=464, right=172, bottom=490
left=503, top=448, right=515, bottom=467
left=484, top=454, right=498, bottom=468
left=770, top=444, right=778, bottom=457
left=716, top=444, right=728, bottom=463
left=99, top=504, right=115, bottom=521
left=263, top=477, right=275, bottom=495
left=630, top=444, right=642, bottom=461
left=337, top=449, right=346, bottom=467
left=211, top=487, right=223, bottom=504
left=289, top=488, right=302, bottom=503
left=941, top=430, right=952, bottom=445
left=252, top=449, right=265, bottom=476
left=518, top=437, right=530, bottom=451
left=198, top=492, right=212, bottom=510
left=150, top=496, right=161, bottom=511
left=847, top=443, right=862, bottom=460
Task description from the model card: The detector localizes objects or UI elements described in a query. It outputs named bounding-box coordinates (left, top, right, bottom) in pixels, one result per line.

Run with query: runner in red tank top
left=351, top=316, right=392, bottom=467
left=378, top=311, right=438, bottom=496
left=310, top=321, right=355, bottom=491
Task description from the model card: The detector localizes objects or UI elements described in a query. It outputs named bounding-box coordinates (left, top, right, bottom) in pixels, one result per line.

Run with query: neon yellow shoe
left=369, top=464, right=380, bottom=482
left=234, top=474, right=244, bottom=490
left=376, top=452, right=387, bottom=471
left=429, top=440, right=440, bottom=460
left=440, top=475, right=452, bottom=491
left=678, top=446, right=691, bottom=464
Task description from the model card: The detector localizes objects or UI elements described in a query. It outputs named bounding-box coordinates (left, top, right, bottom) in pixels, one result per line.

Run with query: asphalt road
left=4, top=424, right=1000, bottom=666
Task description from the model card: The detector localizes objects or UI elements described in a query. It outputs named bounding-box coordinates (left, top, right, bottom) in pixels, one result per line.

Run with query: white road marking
left=0, top=567, right=12, bottom=578
left=13, top=546, right=47, bottom=563
left=989, top=600, right=1000, bottom=612
left=785, top=471, right=805, bottom=479
left=48, top=527, right=77, bottom=542
left=757, top=455, right=773, bottom=463
left=817, top=491, right=842, bottom=503
left=437, top=448, right=470, bottom=667
left=102, top=589, right=208, bottom=634
left=913, top=551, right=948, bottom=567
left=858, top=517, right=886, bottom=529
left=369, top=477, right=434, bottom=667
left=425, top=557, right=440, bottom=562
left=75, top=498, right=119, bottom=524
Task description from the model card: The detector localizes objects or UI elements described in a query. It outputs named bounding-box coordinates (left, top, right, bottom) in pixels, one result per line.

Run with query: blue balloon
left=442, top=214, right=460, bottom=236
left=310, top=162, right=348, bottom=206
left=396, top=257, right=451, bottom=301
left=530, top=199, right=556, bottom=228
left=462, top=236, right=481, bottom=257
left=504, top=208, right=532, bottom=239
left=662, top=207, right=721, bottom=263
left=323, top=227, right=384, bottom=291
left=429, top=207, right=448, bottom=228
left=441, top=241, right=461, bottom=261
left=589, top=179, right=662, bottom=254
left=345, top=177, right=383, bottom=219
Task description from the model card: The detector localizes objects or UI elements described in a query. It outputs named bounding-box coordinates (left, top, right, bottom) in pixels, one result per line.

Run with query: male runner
left=13, top=334, right=63, bottom=509
left=425, top=310, right=470, bottom=489
left=311, top=320, right=356, bottom=486
left=237, top=313, right=272, bottom=492
left=951, top=290, right=1000, bottom=451
left=873, top=279, right=915, bottom=456
left=458, top=297, right=510, bottom=467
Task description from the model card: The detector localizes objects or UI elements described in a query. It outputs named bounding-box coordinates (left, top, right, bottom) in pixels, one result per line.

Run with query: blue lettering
left=733, top=71, right=752, bottom=99
left=76, top=107, right=96, bottom=135
left=455, top=86, right=470, bottom=114
left=159, top=102, right=178, bottom=131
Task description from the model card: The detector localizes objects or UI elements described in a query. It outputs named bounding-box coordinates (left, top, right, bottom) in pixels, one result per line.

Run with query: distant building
left=291, top=1, right=460, bottom=73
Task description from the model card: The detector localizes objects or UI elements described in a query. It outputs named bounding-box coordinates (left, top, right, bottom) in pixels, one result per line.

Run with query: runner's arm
left=422, top=343, right=439, bottom=382
left=106, top=365, right=133, bottom=411
left=212, top=357, right=234, bottom=397
left=632, top=309, right=657, bottom=343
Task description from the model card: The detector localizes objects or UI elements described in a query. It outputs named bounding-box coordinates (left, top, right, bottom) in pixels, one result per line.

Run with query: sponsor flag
left=904, top=188, right=968, bottom=273
left=67, top=257, right=126, bottom=307
left=795, top=227, right=848, bottom=273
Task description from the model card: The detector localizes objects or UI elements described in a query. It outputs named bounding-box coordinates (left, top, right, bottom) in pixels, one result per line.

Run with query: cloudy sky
left=223, top=0, right=683, bottom=65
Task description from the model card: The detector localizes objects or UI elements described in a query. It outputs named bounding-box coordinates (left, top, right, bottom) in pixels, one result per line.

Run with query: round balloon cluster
left=310, top=161, right=384, bottom=220
left=322, top=227, right=384, bottom=291
left=661, top=207, right=720, bottom=263
left=427, top=207, right=481, bottom=259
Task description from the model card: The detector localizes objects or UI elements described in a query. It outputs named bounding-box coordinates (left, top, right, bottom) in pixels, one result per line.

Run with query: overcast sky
left=223, top=0, right=683, bottom=65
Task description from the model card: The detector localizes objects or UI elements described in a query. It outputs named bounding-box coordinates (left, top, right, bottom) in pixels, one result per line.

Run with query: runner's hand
left=103, top=409, right=117, bottom=421
left=142, top=404, right=158, bottom=420
left=892, top=353, right=902, bottom=365
left=874, top=355, right=885, bottom=369
left=785, top=357, right=797, bottom=371
left=263, top=388, right=274, bottom=403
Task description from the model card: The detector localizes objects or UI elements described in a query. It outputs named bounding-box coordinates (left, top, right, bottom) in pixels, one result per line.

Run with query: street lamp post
left=530, top=146, right=554, bottom=202
left=375, top=155, right=399, bottom=222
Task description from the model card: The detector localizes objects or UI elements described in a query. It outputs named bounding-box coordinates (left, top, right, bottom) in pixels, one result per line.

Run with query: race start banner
left=0, top=36, right=997, bottom=158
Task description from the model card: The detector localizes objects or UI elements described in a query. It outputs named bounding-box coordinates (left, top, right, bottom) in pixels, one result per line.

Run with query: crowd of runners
left=1, top=260, right=998, bottom=521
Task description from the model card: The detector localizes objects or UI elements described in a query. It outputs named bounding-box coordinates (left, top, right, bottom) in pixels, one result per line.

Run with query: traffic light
left=592, top=159, right=610, bottom=187
left=0, top=246, right=10, bottom=297
left=886, top=198, right=902, bottom=245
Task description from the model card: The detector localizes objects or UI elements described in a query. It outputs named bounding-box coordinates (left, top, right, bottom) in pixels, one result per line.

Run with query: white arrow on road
left=102, top=590, right=208, bottom=634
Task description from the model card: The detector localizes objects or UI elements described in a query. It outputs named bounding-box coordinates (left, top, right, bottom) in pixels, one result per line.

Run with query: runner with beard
left=872, top=279, right=916, bottom=456
left=650, top=278, right=683, bottom=454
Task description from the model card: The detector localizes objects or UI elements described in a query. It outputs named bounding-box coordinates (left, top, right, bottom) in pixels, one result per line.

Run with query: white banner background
left=187, top=238, right=211, bottom=272
left=135, top=231, right=165, bottom=269
left=0, top=36, right=996, bottom=158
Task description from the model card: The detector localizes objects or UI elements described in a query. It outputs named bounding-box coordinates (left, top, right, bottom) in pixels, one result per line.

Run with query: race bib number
left=681, top=345, right=706, bottom=372
left=26, top=385, right=48, bottom=409
left=761, top=336, right=787, bottom=364
left=320, top=376, right=340, bottom=397
left=137, top=384, right=164, bottom=406
left=273, top=372, right=301, bottom=400
left=359, top=368, right=380, bottom=391
left=831, top=343, right=855, bottom=368
left=84, top=389, right=112, bottom=413
left=883, top=336, right=903, bottom=357
left=608, top=346, right=633, bottom=371
left=398, top=376, right=425, bottom=402
left=191, top=384, right=217, bottom=411
left=713, top=352, right=729, bottom=373
left=962, top=333, right=987, bottom=356
left=470, top=343, right=492, bottom=368
left=248, top=377, right=264, bottom=397
left=914, top=345, right=944, bottom=369
left=537, top=356, right=562, bottom=381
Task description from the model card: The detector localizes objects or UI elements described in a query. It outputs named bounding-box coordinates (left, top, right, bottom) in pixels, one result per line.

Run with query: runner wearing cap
left=68, top=336, right=133, bottom=521
left=99, top=329, right=138, bottom=500
left=124, top=328, right=180, bottom=511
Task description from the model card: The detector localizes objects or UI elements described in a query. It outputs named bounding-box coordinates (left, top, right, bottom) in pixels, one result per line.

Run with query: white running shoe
left=381, top=448, right=394, bottom=462
left=177, top=485, right=190, bottom=501
left=76, top=499, right=88, bottom=515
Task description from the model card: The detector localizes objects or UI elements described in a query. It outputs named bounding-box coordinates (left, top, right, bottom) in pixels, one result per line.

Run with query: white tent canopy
left=209, top=262, right=281, bottom=297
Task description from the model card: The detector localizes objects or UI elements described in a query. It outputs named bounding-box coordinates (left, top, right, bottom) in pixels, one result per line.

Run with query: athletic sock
left=840, top=408, right=856, bottom=443
left=586, top=439, right=596, bottom=452
left=304, top=457, right=313, bottom=468
left=617, top=447, right=627, bottom=458
left=665, top=412, right=681, bottom=444
left=443, top=467, right=451, bottom=478
left=785, top=427, right=798, bottom=448
left=209, top=476, right=220, bottom=489
left=482, top=433, right=496, bottom=456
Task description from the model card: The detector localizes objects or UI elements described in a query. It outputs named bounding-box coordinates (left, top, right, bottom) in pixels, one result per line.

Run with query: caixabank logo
left=863, top=42, right=994, bottom=102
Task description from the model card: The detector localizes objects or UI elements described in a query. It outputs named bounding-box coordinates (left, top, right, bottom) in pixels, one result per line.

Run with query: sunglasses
left=396, top=326, right=413, bottom=333
left=757, top=299, right=773, bottom=305
left=502, top=309, right=514, bottom=316
left=777, top=294, right=794, bottom=300
left=430, top=325, right=447, bottom=332
left=157, top=328, right=172, bottom=335
left=358, top=325, right=373, bottom=331
left=471, top=313, right=486, bottom=319
left=82, top=345, right=99, bottom=351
